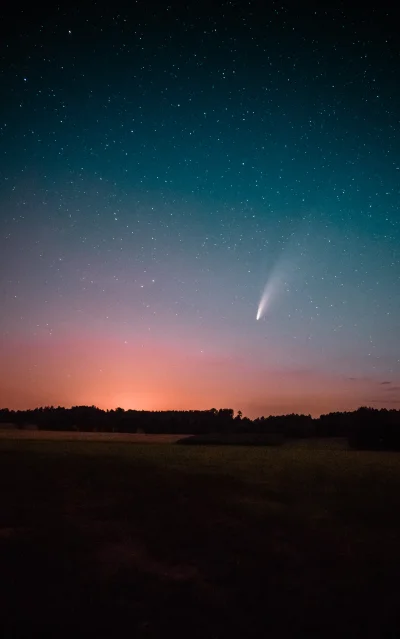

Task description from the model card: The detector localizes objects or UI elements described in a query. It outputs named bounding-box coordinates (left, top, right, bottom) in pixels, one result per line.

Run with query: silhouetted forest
left=1, top=405, right=400, bottom=450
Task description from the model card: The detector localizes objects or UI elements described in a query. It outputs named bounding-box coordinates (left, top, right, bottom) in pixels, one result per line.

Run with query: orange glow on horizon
left=1, top=331, right=397, bottom=418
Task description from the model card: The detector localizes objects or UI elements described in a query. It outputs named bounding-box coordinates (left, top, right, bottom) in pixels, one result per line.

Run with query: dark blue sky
left=1, top=1, right=399, bottom=415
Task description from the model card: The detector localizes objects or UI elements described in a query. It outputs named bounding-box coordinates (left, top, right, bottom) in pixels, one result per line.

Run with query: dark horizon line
left=1, top=404, right=399, bottom=421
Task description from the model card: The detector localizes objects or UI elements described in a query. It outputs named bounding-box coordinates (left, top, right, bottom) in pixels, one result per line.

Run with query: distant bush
left=252, top=413, right=314, bottom=438
left=176, top=433, right=285, bottom=446
left=348, top=408, right=400, bottom=451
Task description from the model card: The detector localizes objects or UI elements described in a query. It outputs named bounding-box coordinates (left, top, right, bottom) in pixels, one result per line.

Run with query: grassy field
left=1, top=436, right=400, bottom=638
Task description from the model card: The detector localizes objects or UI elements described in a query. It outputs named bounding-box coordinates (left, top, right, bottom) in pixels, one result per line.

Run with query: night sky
left=1, top=2, right=399, bottom=417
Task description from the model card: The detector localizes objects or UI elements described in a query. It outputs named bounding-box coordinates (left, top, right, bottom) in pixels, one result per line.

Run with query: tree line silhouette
left=0, top=405, right=399, bottom=450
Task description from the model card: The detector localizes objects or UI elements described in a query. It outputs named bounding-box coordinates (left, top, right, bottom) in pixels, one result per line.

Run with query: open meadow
left=1, top=433, right=400, bottom=637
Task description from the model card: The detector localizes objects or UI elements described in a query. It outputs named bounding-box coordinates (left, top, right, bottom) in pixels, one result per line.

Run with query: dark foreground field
left=1, top=437, right=400, bottom=638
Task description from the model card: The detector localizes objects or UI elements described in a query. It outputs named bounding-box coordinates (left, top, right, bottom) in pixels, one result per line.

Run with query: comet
left=256, top=273, right=281, bottom=320
left=256, top=252, right=295, bottom=321
left=256, top=217, right=315, bottom=321
left=256, top=291, right=269, bottom=320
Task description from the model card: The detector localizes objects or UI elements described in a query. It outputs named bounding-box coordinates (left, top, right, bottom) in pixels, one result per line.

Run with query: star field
left=1, top=2, right=399, bottom=416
